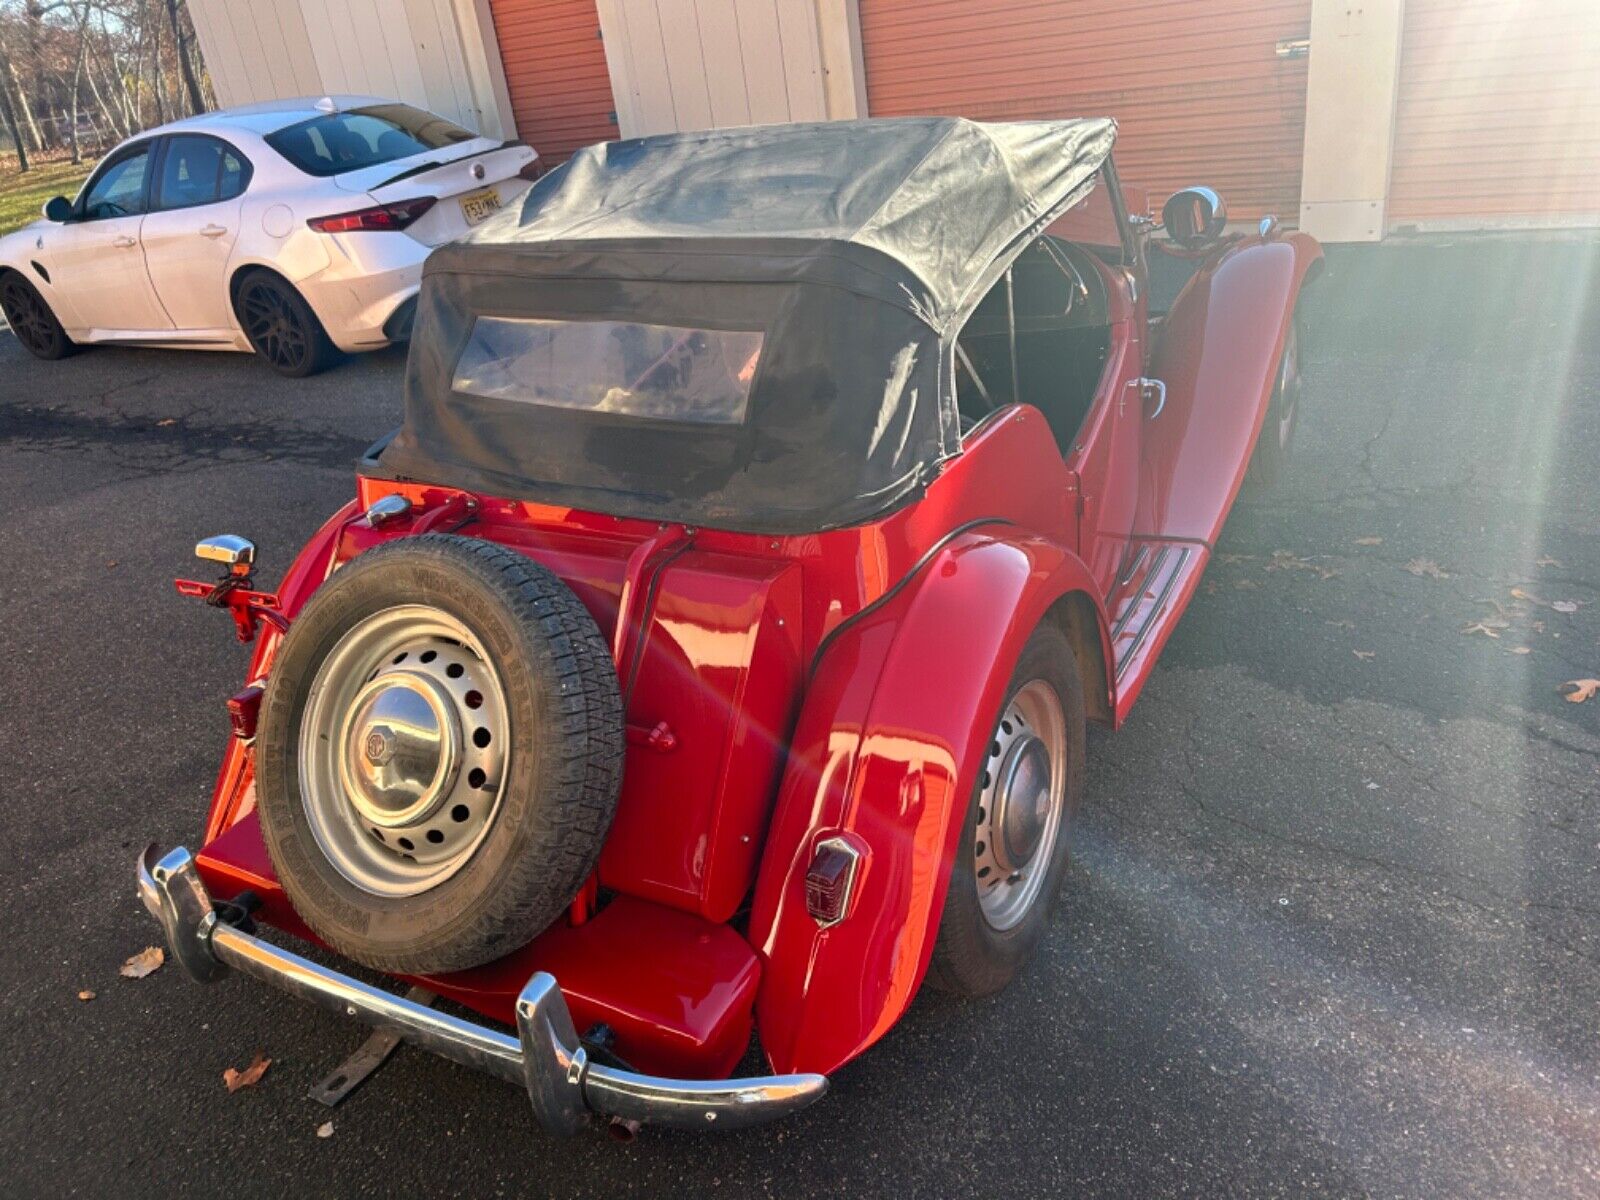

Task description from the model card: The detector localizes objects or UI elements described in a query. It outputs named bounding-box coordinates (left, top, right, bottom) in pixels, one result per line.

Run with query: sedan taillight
left=307, top=196, right=436, bottom=233
left=518, top=158, right=545, bottom=182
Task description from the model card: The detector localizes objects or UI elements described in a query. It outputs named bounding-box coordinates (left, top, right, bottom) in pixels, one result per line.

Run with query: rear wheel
left=235, top=269, right=339, bottom=377
left=1245, top=316, right=1303, bottom=487
left=927, top=623, right=1085, bottom=997
left=0, top=270, right=76, bottom=360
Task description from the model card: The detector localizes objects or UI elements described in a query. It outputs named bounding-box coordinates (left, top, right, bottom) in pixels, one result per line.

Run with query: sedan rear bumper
left=137, top=845, right=827, bottom=1134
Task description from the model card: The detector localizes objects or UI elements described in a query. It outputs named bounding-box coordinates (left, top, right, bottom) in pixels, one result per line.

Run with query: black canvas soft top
left=374, top=117, right=1117, bottom=533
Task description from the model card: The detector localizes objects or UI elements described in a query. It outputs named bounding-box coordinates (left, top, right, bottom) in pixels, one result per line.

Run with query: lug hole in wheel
left=370, top=828, right=384, bottom=842
left=978, top=866, right=991, bottom=879
left=472, top=727, right=491, bottom=748
left=464, top=690, right=483, bottom=710
left=420, top=650, right=437, bottom=663
left=392, top=652, right=407, bottom=664
left=446, top=663, right=464, bottom=679
left=467, top=767, right=486, bottom=789
left=426, top=829, right=444, bottom=845
left=397, top=837, right=415, bottom=851
left=975, top=840, right=986, bottom=856
left=451, top=804, right=471, bottom=822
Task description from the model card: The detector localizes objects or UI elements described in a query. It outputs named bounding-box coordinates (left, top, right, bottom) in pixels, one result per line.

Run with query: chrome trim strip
left=1115, top=547, right=1192, bottom=680
left=137, top=845, right=827, bottom=1135
left=1111, top=546, right=1171, bottom=640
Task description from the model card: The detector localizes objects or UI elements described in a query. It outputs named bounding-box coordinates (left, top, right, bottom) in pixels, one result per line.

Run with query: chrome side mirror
left=195, top=535, right=256, bottom=567
left=42, top=195, right=72, bottom=223
left=1162, top=187, right=1227, bottom=249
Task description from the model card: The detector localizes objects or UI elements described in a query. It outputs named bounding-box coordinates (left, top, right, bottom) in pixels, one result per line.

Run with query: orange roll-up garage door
left=858, top=0, right=1312, bottom=222
left=1388, top=0, right=1600, bottom=229
left=489, top=0, right=619, bottom=163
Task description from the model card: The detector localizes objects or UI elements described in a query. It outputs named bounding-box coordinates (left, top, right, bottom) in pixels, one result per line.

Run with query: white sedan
left=0, top=96, right=538, bottom=376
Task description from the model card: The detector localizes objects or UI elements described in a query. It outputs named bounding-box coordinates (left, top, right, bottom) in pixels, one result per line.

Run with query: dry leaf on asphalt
left=1353, top=650, right=1376, bottom=660
left=1461, top=622, right=1504, bottom=639
left=1535, top=556, right=1563, bottom=568
left=1551, top=600, right=1580, bottom=614
left=1405, top=558, right=1449, bottom=579
left=1353, top=536, right=1384, bottom=546
left=317, top=1121, right=335, bottom=1139
left=1510, top=646, right=1532, bottom=655
left=1510, top=587, right=1545, bottom=606
left=1326, top=619, right=1356, bottom=630
left=156, top=417, right=177, bottom=427
left=223, top=1052, right=272, bottom=1093
left=1218, top=553, right=1254, bottom=565
left=77, top=989, right=95, bottom=1002
left=1559, top=679, right=1600, bottom=703
left=119, top=946, right=165, bottom=979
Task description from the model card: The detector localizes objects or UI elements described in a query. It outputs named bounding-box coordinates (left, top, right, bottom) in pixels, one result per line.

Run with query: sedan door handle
left=200, top=224, right=228, bottom=239
left=1137, top=377, right=1168, bottom=420
left=112, top=235, right=137, bottom=248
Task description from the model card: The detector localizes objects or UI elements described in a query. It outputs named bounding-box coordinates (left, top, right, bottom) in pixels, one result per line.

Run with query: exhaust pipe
left=607, top=1116, right=642, bottom=1143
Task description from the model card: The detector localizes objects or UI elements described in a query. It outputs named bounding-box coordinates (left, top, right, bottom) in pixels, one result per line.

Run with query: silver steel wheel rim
left=974, top=679, right=1067, bottom=932
left=299, top=605, right=510, bottom=897
left=1277, top=323, right=1301, bottom=450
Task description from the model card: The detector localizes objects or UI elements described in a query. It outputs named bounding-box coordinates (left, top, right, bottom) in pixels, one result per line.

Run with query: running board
left=1107, top=539, right=1210, bottom=723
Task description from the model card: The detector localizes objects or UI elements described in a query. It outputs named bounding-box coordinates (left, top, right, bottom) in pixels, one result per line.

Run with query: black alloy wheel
left=0, top=271, right=76, bottom=360
left=235, top=270, right=338, bottom=377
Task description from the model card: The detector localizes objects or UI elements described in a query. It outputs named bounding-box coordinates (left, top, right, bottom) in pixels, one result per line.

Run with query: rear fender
left=1140, top=232, right=1323, bottom=542
left=747, top=529, right=1111, bottom=1075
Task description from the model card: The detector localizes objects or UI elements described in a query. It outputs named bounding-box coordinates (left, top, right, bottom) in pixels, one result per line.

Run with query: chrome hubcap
left=975, top=679, right=1066, bottom=931
left=299, top=606, right=509, bottom=897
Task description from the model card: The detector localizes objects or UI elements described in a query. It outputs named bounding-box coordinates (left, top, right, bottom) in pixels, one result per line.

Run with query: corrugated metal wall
left=1388, top=0, right=1600, bottom=228
left=857, top=0, right=1313, bottom=222
left=489, top=0, right=619, bottom=161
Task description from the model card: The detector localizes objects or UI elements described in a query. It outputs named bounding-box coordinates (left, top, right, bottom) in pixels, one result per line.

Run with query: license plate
left=459, top=188, right=502, bottom=226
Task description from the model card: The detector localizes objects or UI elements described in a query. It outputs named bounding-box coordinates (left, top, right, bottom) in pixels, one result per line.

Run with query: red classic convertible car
left=139, top=117, right=1321, bottom=1135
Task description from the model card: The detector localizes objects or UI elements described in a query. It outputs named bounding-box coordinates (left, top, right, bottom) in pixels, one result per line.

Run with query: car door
left=139, top=134, right=251, bottom=336
left=46, top=140, right=171, bottom=335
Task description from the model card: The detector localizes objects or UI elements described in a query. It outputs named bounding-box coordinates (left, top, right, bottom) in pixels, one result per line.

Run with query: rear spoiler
left=373, top=140, right=534, bottom=189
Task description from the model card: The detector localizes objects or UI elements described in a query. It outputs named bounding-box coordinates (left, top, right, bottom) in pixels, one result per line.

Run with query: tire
left=926, top=622, right=1086, bottom=998
left=234, top=268, right=340, bottom=377
left=255, top=534, right=624, bottom=974
left=1245, top=315, right=1303, bottom=488
left=0, top=269, right=77, bottom=360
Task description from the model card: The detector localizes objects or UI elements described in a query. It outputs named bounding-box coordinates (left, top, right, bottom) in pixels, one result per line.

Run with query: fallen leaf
left=316, top=1121, right=335, bottom=1139
left=1353, top=536, right=1384, bottom=546
left=1353, top=650, right=1375, bottom=660
left=1317, top=567, right=1341, bottom=581
left=77, top=989, right=95, bottom=1002
left=1510, top=646, right=1532, bottom=655
left=1510, top=587, right=1544, bottom=606
left=1405, top=558, right=1449, bottom=579
left=1535, top=556, right=1563, bottom=568
left=105, top=560, right=118, bottom=569
left=1218, top=553, right=1255, bottom=565
left=1560, top=679, right=1600, bottom=704
left=1461, top=622, right=1503, bottom=639
left=119, top=946, right=165, bottom=979
left=1325, top=619, right=1356, bottom=630
left=156, top=417, right=177, bottom=427
left=223, top=1052, right=272, bottom=1093
left=1234, top=579, right=1260, bottom=590
left=1551, top=600, right=1580, bottom=614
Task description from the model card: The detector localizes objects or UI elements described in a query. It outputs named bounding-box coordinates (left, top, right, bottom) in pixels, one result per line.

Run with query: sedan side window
left=155, top=136, right=252, bottom=210
left=81, top=147, right=153, bottom=220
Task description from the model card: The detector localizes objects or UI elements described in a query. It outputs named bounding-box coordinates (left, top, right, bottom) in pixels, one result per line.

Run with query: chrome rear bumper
left=136, top=846, right=826, bottom=1134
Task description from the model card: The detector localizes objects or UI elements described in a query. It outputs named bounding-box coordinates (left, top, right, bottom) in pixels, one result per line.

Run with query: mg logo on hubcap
left=364, top=727, right=396, bottom=766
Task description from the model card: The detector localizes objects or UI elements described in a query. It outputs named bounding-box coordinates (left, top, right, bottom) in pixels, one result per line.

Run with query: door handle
left=112, top=235, right=137, bottom=248
left=200, top=224, right=228, bottom=238
left=1136, top=377, right=1167, bottom=419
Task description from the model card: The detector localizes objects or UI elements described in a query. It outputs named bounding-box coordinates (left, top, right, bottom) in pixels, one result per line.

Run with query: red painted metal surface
left=185, top=200, right=1319, bottom=1085
left=196, top=812, right=759, bottom=1079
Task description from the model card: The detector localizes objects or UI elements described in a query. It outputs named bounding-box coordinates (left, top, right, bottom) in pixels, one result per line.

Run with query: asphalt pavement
left=1, top=237, right=1596, bottom=1197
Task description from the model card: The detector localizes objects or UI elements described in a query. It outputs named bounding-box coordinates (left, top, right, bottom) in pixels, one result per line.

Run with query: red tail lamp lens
left=517, top=158, right=544, bottom=182
left=805, top=839, right=861, bottom=928
left=307, top=196, right=436, bottom=233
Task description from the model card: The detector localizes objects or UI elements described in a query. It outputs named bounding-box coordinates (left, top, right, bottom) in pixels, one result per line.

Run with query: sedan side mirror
left=1162, top=187, right=1227, bottom=249
left=42, top=195, right=73, bottom=223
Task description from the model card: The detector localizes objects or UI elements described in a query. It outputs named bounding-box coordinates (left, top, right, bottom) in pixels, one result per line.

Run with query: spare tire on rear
left=256, top=533, right=623, bottom=974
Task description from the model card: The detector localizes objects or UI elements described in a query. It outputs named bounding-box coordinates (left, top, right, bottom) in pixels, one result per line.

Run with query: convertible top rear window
left=265, top=104, right=475, bottom=178
left=451, top=317, right=764, bottom=426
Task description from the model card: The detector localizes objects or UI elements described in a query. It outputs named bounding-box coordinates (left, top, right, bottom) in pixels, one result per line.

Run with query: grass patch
left=0, top=157, right=96, bottom=237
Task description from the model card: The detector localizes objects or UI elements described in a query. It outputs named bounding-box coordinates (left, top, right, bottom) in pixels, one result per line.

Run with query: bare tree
left=162, top=0, right=201, bottom=115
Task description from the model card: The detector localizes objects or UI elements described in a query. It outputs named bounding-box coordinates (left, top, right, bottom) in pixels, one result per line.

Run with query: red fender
left=1139, top=232, right=1323, bottom=543
left=747, top=528, right=1111, bottom=1076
